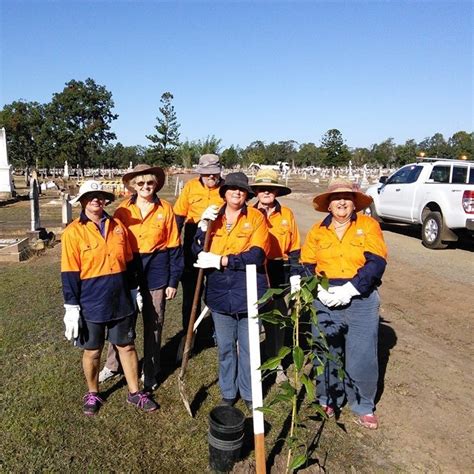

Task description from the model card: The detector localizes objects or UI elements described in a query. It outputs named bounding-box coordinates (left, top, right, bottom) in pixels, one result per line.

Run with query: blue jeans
left=212, top=311, right=251, bottom=401
left=312, top=290, right=380, bottom=415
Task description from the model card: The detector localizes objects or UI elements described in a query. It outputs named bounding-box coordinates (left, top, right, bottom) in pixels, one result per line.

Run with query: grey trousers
left=105, top=288, right=166, bottom=387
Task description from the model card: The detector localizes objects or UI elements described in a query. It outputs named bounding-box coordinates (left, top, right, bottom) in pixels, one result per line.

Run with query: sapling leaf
left=301, top=373, right=315, bottom=401
left=288, top=453, right=307, bottom=471
left=257, top=287, right=286, bottom=305
left=259, top=356, right=283, bottom=370
left=293, top=346, right=304, bottom=371
left=278, top=346, right=291, bottom=358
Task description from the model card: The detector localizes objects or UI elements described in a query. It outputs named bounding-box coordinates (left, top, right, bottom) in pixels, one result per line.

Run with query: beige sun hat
left=70, top=180, right=115, bottom=205
left=195, top=154, right=222, bottom=174
left=122, top=164, right=165, bottom=193
left=313, top=178, right=373, bottom=212
left=250, top=169, right=291, bottom=197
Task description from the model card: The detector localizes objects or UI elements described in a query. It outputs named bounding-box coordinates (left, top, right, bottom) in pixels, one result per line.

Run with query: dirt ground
left=280, top=193, right=474, bottom=472
left=1, top=178, right=473, bottom=471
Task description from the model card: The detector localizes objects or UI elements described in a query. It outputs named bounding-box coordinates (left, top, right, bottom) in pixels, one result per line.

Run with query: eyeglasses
left=135, top=180, right=156, bottom=187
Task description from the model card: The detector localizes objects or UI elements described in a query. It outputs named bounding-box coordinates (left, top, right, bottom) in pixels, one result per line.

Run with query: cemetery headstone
left=30, top=178, right=41, bottom=232
left=0, top=127, right=14, bottom=199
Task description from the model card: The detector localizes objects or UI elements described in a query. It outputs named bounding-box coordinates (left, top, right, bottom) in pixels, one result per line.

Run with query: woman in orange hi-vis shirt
left=194, top=172, right=270, bottom=411
left=61, top=180, right=158, bottom=416
left=99, top=164, right=184, bottom=393
left=301, top=178, right=387, bottom=430
left=173, top=154, right=224, bottom=338
left=250, top=169, right=301, bottom=384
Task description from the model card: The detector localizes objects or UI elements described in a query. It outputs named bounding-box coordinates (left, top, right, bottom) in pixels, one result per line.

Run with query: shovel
left=178, top=223, right=213, bottom=416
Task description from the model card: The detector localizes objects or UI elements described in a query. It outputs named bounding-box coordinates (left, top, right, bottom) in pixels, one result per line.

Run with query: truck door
left=378, top=165, right=423, bottom=220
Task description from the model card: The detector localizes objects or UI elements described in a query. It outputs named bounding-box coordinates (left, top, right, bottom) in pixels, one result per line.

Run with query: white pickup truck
left=365, top=158, right=474, bottom=249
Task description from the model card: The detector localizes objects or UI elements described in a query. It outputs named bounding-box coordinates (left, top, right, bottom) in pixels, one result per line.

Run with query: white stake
left=246, top=264, right=266, bottom=474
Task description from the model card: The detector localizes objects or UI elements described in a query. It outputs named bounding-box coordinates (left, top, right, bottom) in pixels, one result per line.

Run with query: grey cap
left=195, top=154, right=222, bottom=174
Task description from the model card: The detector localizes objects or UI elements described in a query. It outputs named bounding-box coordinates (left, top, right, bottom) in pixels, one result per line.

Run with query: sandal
left=355, top=413, right=379, bottom=430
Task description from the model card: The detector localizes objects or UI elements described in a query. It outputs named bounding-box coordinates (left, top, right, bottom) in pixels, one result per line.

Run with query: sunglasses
left=87, top=192, right=107, bottom=201
left=135, top=180, right=156, bottom=187
left=257, top=187, right=277, bottom=193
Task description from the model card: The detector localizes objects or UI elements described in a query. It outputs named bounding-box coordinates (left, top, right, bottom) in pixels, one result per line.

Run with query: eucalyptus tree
left=0, top=100, right=45, bottom=168
left=45, top=78, right=118, bottom=170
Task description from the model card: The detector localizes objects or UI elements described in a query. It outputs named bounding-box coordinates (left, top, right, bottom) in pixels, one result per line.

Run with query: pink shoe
left=321, top=405, right=335, bottom=418
left=355, top=413, right=379, bottom=430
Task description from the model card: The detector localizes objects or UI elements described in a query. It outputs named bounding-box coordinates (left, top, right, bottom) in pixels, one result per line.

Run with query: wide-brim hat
left=195, top=154, right=222, bottom=174
left=70, top=180, right=115, bottom=205
left=122, top=164, right=165, bottom=193
left=250, top=169, right=291, bottom=197
left=313, top=178, right=373, bottom=212
left=219, top=172, right=254, bottom=199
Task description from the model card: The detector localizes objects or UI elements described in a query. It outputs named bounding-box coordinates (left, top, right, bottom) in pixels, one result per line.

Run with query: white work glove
left=194, top=251, right=222, bottom=270
left=328, top=282, right=360, bottom=306
left=198, top=205, right=219, bottom=232
left=289, top=275, right=301, bottom=294
left=131, top=288, right=143, bottom=312
left=63, top=304, right=80, bottom=341
left=317, top=285, right=341, bottom=308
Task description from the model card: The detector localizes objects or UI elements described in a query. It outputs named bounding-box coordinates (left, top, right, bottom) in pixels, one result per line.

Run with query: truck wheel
left=422, top=212, right=448, bottom=249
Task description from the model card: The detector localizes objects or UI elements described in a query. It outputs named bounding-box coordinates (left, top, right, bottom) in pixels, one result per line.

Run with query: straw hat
left=219, top=172, right=254, bottom=199
left=313, top=178, right=373, bottom=212
left=70, top=180, right=115, bottom=205
left=122, top=164, right=165, bottom=193
left=250, top=169, right=291, bottom=197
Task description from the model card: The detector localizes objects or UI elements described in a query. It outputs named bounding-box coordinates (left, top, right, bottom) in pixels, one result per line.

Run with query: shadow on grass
left=376, top=317, right=397, bottom=405
left=190, top=379, right=219, bottom=415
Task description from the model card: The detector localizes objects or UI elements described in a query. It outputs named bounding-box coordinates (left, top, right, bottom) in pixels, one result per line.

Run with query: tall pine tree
left=146, top=92, right=180, bottom=167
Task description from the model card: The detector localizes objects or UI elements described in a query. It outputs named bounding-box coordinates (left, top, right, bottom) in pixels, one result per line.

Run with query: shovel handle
left=179, top=222, right=213, bottom=374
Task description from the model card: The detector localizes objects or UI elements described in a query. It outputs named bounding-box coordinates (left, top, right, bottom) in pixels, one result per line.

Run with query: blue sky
left=1, top=0, right=472, bottom=150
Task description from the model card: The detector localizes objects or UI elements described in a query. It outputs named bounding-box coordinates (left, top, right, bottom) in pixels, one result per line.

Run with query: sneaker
left=83, top=392, right=104, bottom=416
left=98, top=366, right=121, bottom=383
left=219, top=398, right=236, bottom=407
left=321, top=404, right=335, bottom=418
left=355, top=413, right=379, bottom=430
left=127, top=390, right=159, bottom=412
left=244, top=400, right=253, bottom=411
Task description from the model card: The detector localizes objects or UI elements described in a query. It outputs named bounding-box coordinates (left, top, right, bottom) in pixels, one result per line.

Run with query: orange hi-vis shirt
left=173, top=177, right=224, bottom=224
left=114, top=195, right=184, bottom=289
left=61, top=212, right=135, bottom=323
left=255, top=200, right=301, bottom=286
left=300, top=213, right=387, bottom=295
left=256, top=201, right=301, bottom=260
left=208, top=205, right=270, bottom=257
left=196, top=205, right=270, bottom=315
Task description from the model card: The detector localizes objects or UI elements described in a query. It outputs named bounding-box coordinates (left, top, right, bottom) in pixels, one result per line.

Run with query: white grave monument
left=64, top=160, right=69, bottom=179
left=0, top=128, right=14, bottom=199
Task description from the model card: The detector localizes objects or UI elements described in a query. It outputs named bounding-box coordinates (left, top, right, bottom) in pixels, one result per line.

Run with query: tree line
left=0, top=78, right=472, bottom=171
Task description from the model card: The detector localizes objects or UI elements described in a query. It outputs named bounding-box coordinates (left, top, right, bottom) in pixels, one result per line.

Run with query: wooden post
left=246, top=264, right=266, bottom=474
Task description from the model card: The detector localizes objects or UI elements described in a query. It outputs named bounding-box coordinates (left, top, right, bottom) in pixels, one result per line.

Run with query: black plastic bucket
left=208, top=405, right=246, bottom=473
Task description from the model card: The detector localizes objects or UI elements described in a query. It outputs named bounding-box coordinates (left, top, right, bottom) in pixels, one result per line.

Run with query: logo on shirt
left=356, top=229, right=364, bottom=236
left=281, top=219, right=288, bottom=226
left=157, top=213, right=164, bottom=220
left=114, top=226, right=124, bottom=235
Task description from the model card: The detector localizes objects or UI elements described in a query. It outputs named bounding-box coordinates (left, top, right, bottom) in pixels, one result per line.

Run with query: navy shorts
left=76, top=314, right=136, bottom=350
